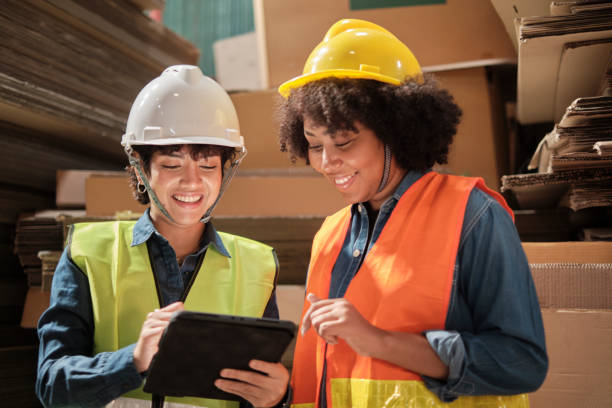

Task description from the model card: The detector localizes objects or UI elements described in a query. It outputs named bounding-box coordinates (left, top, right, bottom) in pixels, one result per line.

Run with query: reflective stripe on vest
left=71, top=221, right=277, bottom=408
left=107, top=397, right=201, bottom=408
left=291, top=173, right=525, bottom=407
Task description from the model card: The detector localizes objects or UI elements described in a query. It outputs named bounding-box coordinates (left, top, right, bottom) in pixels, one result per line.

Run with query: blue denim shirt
left=321, top=171, right=547, bottom=404
left=36, top=210, right=279, bottom=407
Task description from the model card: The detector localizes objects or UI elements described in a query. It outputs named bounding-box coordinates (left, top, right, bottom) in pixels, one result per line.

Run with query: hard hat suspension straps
left=200, top=147, right=247, bottom=224
left=125, top=146, right=177, bottom=224
left=376, top=144, right=392, bottom=193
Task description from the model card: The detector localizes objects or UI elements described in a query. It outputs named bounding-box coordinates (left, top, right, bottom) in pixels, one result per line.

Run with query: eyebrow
left=160, top=151, right=184, bottom=158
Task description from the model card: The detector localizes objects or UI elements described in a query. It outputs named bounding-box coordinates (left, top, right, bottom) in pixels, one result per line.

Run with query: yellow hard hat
left=278, top=19, right=422, bottom=98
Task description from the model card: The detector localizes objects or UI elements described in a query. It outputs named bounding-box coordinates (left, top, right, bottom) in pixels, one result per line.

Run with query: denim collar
left=390, top=169, right=429, bottom=202
left=130, top=208, right=231, bottom=258
left=351, top=169, right=428, bottom=212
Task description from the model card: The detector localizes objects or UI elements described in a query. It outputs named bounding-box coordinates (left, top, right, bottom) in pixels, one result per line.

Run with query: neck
left=152, top=216, right=205, bottom=260
left=368, top=161, right=407, bottom=210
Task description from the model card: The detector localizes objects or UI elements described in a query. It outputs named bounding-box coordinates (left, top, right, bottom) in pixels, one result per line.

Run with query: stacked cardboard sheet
left=14, top=211, right=79, bottom=288
left=0, top=0, right=199, bottom=227
left=503, top=97, right=612, bottom=212
left=0, top=0, right=199, bottom=157
left=529, top=96, right=612, bottom=173
left=13, top=210, right=130, bottom=289
left=514, top=4, right=612, bottom=124
left=501, top=167, right=612, bottom=211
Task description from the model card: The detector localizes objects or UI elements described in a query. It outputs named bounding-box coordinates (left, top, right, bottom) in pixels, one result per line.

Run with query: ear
left=133, top=167, right=144, bottom=185
left=129, top=151, right=146, bottom=183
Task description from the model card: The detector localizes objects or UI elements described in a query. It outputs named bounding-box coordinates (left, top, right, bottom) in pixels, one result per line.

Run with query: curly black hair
left=125, top=144, right=236, bottom=204
left=277, top=75, right=462, bottom=173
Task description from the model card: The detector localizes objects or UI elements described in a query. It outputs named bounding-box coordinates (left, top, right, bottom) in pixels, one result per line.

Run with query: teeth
left=335, top=174, right=354, bottom=185
left=173, top=194, right=201, bottom=203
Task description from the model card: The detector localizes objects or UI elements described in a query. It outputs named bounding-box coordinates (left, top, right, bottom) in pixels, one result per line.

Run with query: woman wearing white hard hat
left=36, top=66, right=290, bottom=408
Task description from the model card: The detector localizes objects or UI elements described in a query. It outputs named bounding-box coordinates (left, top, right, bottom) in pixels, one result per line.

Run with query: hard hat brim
left=122, top=135, right=244, bottom=149
left=278, top=69, right=405, bottom=98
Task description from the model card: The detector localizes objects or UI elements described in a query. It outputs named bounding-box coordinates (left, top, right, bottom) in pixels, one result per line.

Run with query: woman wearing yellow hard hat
left=277, top=19, right=547, bottom=407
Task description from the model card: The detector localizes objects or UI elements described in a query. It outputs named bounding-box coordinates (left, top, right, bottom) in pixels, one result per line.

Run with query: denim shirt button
left=358, top=204, right=364, bottom=213
left=352, top=249, right=361, bottom=257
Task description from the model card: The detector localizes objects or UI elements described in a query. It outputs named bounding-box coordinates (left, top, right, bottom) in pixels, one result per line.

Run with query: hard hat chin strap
left=376, top=144, right=392, bottom=193
left=125, top=146, right=177, bottom=224
left=200, top=147, right=247, bottom=224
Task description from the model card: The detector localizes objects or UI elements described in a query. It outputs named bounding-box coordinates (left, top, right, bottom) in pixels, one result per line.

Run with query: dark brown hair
left=126, top=144, right=235, bottom=204
left=277, top=75, right=462, bottom=172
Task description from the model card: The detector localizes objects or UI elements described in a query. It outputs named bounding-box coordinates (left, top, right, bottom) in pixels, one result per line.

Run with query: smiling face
left=146, top=145, right=222, bottom=231
left=304, top=117, right=406, bottom=210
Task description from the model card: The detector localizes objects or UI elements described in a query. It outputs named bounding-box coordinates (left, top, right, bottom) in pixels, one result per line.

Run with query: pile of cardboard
left=1, top=1, right=198, bottom=337
left=502, top=97, right=612, bottom=214
left=512, top=3, right=612, bottom=125
left=0, top=0, right=199, bottom=225
left=498, top=3, right=612, bottom=239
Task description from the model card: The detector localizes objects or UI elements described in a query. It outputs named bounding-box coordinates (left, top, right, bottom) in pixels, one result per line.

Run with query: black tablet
left=143, top=311, right=297, bottom=402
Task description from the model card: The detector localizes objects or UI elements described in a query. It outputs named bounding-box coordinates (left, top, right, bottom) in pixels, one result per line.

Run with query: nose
left=320, top=146, right=341, bottom=173
left=180, top=160, right=202, bottom=187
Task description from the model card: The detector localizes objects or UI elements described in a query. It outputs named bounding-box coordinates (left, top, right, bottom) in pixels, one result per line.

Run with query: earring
left=137, top=182, right=146, bottom=194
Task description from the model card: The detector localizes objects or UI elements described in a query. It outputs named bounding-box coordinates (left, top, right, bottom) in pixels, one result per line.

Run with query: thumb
left=306, top=293, right=320, bottom=304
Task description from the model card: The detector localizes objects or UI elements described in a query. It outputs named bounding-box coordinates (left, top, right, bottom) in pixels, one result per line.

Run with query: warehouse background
left=1, top=1, right=611, bottom=406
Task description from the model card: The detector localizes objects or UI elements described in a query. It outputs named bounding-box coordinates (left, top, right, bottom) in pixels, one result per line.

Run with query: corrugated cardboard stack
left=498, top=3, right=612, bottom=241
left=0, top=0, right=199, bottom=222
left=2, top=0, right=198, bottom=336
left=1, top=3, right=198, bottom=404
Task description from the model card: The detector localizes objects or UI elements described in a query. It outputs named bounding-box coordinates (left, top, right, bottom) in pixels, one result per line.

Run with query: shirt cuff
left=105, top=343, right=146, bottom=391
left=422, top=330, right=470, bottom=402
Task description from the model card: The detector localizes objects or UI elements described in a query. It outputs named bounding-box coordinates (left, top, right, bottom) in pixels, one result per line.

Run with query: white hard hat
left=121, top=65, right=243, bottom=149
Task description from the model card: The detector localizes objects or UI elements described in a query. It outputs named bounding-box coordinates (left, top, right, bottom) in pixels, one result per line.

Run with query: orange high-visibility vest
left=291, top=172, right=528, bottom=408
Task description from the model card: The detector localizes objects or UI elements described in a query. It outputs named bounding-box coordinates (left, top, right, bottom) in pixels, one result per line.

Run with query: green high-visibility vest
left=70, top=221, right=278, bottom=408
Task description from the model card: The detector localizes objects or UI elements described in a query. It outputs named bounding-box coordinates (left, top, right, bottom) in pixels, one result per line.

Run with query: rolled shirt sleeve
left=422, top=189, right=548, bottom=402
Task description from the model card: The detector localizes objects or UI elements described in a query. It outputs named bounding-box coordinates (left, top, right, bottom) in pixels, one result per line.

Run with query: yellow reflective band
left=330, top=378, right=529, bottom=408
left=290, top=404, right=315, bottom=408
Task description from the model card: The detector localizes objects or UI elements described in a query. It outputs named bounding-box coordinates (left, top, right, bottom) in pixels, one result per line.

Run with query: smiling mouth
left=334, top=173, right=356, bottom=186
left=173, top=194, right=202, bottom=203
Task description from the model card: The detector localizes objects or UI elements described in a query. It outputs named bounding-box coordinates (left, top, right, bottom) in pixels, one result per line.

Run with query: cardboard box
left=57, top=170, right=125, bottom=208
left=231, top=67, right=503, bottom=189
left=523, top=242, right=612, bottom=310
left=229, top=90, right=306, bottom=169
left=214, top=32, right=262, bottom=91
left=85, top=175, right=147, bottom=216
left=523, top=241, right=612, bottom=264
left=254, top=0, right=516, bottom=88
left=434, top=67, right=501, bottom=190
left=530, top=309, right=612, bottom=408
left=85, top=171, right=346, bottom=217
left=276, top=284, right=305, bottom=325
left=20, top=287, right=51, bottom=329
